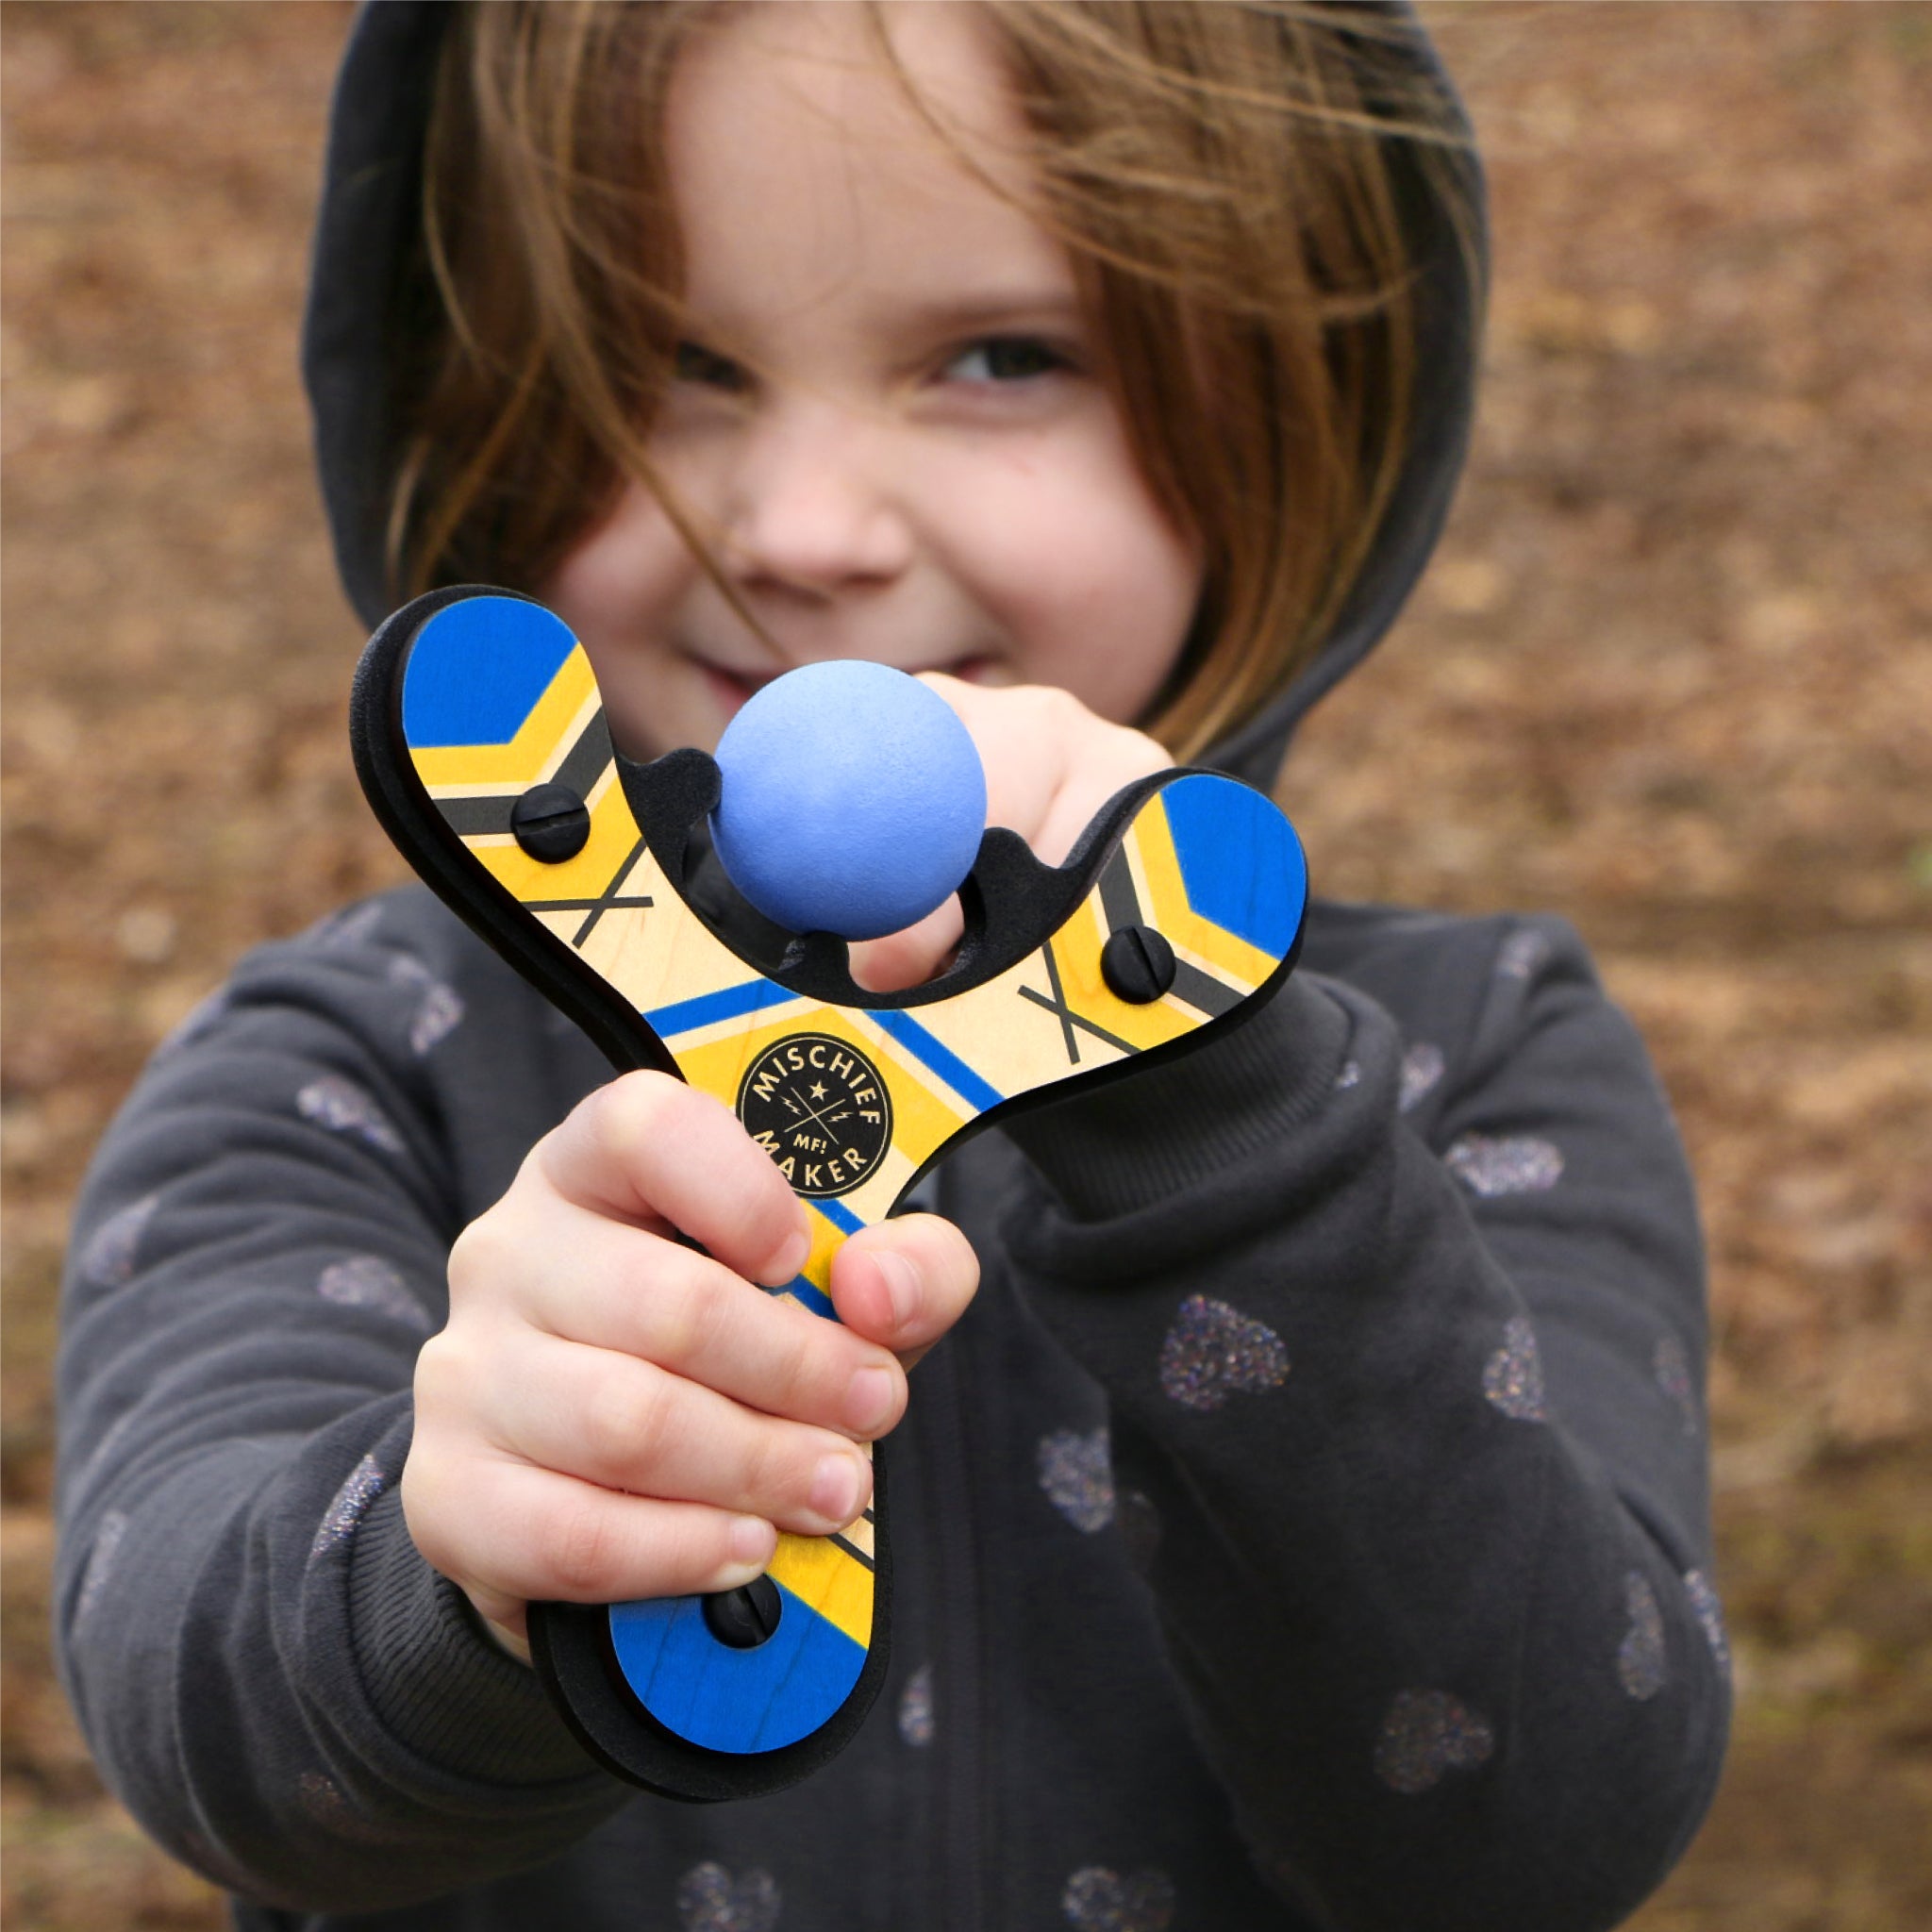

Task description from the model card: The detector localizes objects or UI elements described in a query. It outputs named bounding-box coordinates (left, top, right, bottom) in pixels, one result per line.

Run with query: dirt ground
left=4, top=3, right=1928, bottom=1927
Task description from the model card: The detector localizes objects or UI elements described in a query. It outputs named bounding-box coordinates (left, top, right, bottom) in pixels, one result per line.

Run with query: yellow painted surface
left=767, top=1531, right=874, bottom=1649
left=411, top=649, right=601, bottom=791
left=468, top=766, right=642, bottom=908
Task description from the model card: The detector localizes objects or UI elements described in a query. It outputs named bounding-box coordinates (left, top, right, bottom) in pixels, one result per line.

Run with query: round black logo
left=736, top=1033, right=893, bottom=1198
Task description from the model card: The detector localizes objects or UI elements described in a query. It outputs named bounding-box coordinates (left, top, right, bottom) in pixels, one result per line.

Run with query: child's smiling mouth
left=691, top=653, right=1002, bottom=716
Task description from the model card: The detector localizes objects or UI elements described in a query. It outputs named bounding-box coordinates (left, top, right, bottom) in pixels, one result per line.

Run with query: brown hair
left=391, top=1, right=1480, bottom=758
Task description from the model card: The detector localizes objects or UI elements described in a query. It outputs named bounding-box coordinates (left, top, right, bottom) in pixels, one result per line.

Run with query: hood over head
left=303, top=1, right=1485, bottom=788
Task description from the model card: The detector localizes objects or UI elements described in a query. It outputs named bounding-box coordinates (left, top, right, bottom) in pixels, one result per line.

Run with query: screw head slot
left=702, top=1575, right=784, bottom=1650
left=1100, top=924, right=1176, bottom=1004
left=510, top=783, right=591, bottom=863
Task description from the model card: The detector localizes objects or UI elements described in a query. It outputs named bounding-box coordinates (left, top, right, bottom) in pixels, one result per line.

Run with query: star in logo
left=736, top=1034, right=893, bottom=1199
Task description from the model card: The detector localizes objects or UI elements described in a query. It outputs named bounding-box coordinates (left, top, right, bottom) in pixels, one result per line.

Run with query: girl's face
left=541, top=1, right=1203, bottom=758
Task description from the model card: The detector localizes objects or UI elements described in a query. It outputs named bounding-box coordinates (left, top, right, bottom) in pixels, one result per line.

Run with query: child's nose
left=723, top=403, right=913, bottom=596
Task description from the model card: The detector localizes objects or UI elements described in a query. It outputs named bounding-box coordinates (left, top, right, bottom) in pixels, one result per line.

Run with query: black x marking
left=523, top=891, right=655, bottom=920
left=1019, top=939, right=1138, bottom=1061
left=1039, top=938, right=1080, bottom=1063
left=515, top=835, right=654, bottom=948
left=828, top=1529, right=875, bottom=1574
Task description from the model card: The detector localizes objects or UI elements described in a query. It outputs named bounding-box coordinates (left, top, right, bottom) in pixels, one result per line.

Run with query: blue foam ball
left=709, top=663, right=988, bottom=941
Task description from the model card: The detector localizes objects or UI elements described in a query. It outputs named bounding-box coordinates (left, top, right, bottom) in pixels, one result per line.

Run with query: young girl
left=56, top=4, right=1729, bottom=1928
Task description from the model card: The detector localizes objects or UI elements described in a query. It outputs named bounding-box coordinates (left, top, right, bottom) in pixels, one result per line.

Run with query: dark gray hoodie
left=55, top=6, right=1728, bottom=1929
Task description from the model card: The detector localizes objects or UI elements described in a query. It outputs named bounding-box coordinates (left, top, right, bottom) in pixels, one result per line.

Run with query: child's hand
left=849, top=676, right=1170, bottom=992
left=402, top=1073, right=978, bottom=1660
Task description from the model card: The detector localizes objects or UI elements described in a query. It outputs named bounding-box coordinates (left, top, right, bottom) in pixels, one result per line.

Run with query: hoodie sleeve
left=998, top=913, right=1729, bottom=1932
left=53, top=895, right=627, bottom=1915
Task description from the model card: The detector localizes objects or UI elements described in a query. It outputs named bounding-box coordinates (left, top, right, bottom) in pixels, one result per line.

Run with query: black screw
left=702, top=1575, right=783, bottom=1649
left=1100, top=924, right=1176, bottom=1004
left=509, top=782, right=591, bottom=863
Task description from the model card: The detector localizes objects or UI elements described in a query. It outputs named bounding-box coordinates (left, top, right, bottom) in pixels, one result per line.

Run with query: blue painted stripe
left=608, top=1578, right=867, bottom=1754
left=809, top=1194, right=865, bottom=1239
left=778, top=1273, right=837, bottom=1319
left=871, top=1009, right=1002, bottom=1115
left=645, top=977, right=798, bottom=1039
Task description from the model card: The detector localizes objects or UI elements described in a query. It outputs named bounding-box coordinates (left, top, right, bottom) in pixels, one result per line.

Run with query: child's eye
left=673, top=341, right=748, bottom=391
left=945, top=336, right=1069, bottom=385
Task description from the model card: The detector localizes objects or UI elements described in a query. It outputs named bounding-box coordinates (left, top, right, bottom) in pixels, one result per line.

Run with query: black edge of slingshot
left=525, top=1446, right=891, bottom=1805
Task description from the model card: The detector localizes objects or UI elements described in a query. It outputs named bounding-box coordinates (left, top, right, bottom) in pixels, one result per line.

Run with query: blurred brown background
left=3, top=4, right=1928, bottom=1926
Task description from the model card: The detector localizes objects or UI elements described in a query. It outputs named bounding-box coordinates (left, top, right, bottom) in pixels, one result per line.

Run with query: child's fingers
left=847, top=895, right=967, bottom=993
left=1028, top=723, right=1172, bottom=866
left=536, top=1071, right=809, bottom=1286
left=403, top=1454, right=778, bottom=1614
left=828, top=1212, right=980, bottom=1367
left=458, top=1202, right=905, bottom=1440
left=473, top=1332, right=875, bottom=1536
left=918, top=675, right=1065, bottom=839
left=843, top=678, right=1165, bottom=993
left=919, top=675, right=1168, bottom=863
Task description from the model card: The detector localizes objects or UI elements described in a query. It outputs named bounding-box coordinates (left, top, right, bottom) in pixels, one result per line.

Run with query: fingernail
left=727, top=1516, right=774, bottom=1574
left=843, top=1364, right=897, bottom=1436
left=760, top=1227, right=811, bottom=1289
left=809, top=1453, right=868, bottom=1527
left=873, top=1248, right=919, bottom=1329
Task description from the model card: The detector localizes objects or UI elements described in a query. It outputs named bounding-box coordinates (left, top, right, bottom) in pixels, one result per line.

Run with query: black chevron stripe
left=431, top=708, right=615, bottom=839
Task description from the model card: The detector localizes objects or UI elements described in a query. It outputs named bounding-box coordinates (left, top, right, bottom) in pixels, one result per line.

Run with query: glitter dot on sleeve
left=317, top=1256, right=433, bottom=1334
left=75, top=1509, right=131, bottom=1625
left=408, top=983, right=464, bottom=1055
left=1618, top=1573, right=1667, bottom=1700
left=1482, top=1316, right=1548, bottom=1422
left=1683, top=1570, right=1731, bottom=1680
left=1334, top=1058, right=1363, bottom=1091
left=1497, top=928, right=1552, bottom=980
left=1374, top=1689, right=1495, bottom=1794
left=296, top=1770, right=392, bottom=1843
left=1158, top=1295, right=1289, bottom=1413
left=1653, top=1334, right=1698, bottom=1437
left=897, top=1662, right=935, bottom=1747
left=79, top=1192, right=160, bottom=1288
left=1444, top=1133, right=1564, bottom=1197
left=1398, top=1041, right=1445, bottom=1113
left=675, top=1862, right=781, bottom=1932
left=309, top=1454, right=387, bottom=1560
left=296, top=1768, right=343, bottom=1824
left=1060, top=1865, right=1176, bottom=1932
left=386, top=953, right=465, bottom=1055
left=1037, top=1427, right=1116, bottom=1533
left=296, top=1075, right=406, bottom=1155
